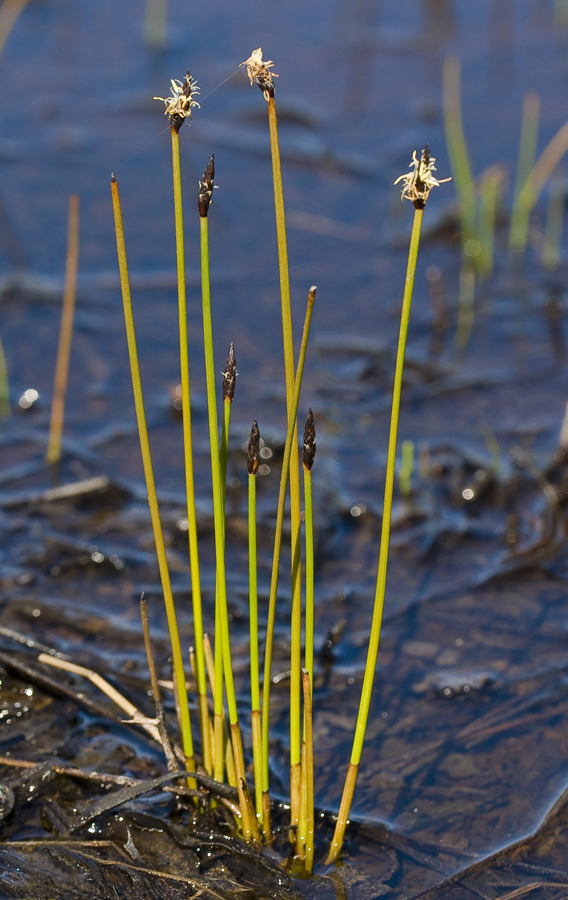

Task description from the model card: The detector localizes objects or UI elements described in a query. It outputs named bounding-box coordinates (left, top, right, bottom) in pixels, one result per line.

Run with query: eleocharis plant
left=261, top=285, right=317, bottom=836
left=116, top=52, right=452, bottom=871
left=241, top=48, right=304, bottom=828
left=297, top=409, right=316, bottom=869
left=198, top=154, right=258, bottom=841
left=221, top=343, right=237, bottom=508
left=542, top=166, right=564, bottom=270
left=154, top=72, right=211, bottom=776
left=326, top=147, right=451, bottom=864
left=110, top=174, right=195, bottom=786
left=247, top=419, right=262, bottom=820
left=509, top=92, right=540, bottom=252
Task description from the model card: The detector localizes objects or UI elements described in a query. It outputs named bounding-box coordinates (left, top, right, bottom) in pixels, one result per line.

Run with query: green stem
left=443, top=57, right=476, bottom=251
left=170, top=127, right=210, bottom=774
left=303, top=462, right=315, bottom=696
left=111, top=175, right=195, bottom=785
left=509, top=92, right=540, bottom=252
left=298, top=411, right=315, bottom=862
left=247, top=423, right=262, bottom=822
left=298, top=669, right=314, bottom=872
left=199, top=212, right=255, bottom=838
left=326, top=206, right=424, bottom=864
left=261, top=286, right=317, bottom=837
left=267, top=93, right=303, bottom=828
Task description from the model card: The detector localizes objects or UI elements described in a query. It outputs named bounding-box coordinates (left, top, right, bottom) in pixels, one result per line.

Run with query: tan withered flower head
left=394, top=146, right=451, bottom=207
left=154, top=71, right=200, bottom=129
left=240, top=47, right=278, bottom=100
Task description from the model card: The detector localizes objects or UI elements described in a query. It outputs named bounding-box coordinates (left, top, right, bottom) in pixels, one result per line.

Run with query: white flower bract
left=154, top=72, right=200, bottom=124
left=394, top=149, right=451, bottom=204
left=240, top=47, right=278, bottom=100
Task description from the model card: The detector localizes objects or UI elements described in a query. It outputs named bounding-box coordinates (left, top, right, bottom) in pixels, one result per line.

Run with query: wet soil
left=2, top=2, right=568, bottom=898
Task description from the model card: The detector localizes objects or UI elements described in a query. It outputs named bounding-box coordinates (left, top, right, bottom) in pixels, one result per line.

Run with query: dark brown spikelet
left=303, top=408, right=316, bottom=471
left=198, top=154, right=215, bottom=218
left=247, top=420, right=260, bottom=476
left=223, top=342, right=237, bottom=402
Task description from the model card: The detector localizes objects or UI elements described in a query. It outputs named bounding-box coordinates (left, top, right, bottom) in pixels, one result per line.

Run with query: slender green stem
left=143, top=0, right=167, bottom=49
left=326, top=207, right=424, bottom=864
left=298, top=411, right=315, bottom=861
left=199, top=212, right=256, bottom=839
left=296, top=466, right=314, bottom=857
left=214, top=386, right=233, bottom=784
left=111, top=175, right=195, bottom=785
left=443, top=57, right=476, bottom=251
left=203, top=633, right=237, bottom=787
left=261, top=286, right=317, bottom=836
left=298, top=669, right=314, bottom=873
left=247, top=421, right=262, bottom=822
left=477, top=166, right=502, bottom=278
left=267, top=93, right=303, bottom=828
left=399, top=439, right=414, bottom=497
left=509, top=92, right=540, bottom=251
left=542, top=167, right=564, bottom=269
left=170, top=127, right=210, bottom=774
left=215, top=377, right=233, bottom=783
left=302, top=410, right=316, bottom=698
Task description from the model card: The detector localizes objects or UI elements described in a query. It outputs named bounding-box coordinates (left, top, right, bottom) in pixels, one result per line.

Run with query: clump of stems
left=114, top=55, right=451, bottom=872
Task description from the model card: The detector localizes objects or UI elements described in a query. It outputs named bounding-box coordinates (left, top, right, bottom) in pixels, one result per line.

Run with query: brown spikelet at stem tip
left=198, top=154, right=215, bottom=218
left=303, top=408, right=316, bottom=471
left=247, top=420, right=260, bottom=476
left=222, top=342, right=237, bottom=402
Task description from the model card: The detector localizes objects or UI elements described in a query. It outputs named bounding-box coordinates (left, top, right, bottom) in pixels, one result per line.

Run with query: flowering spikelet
left=303, top=409, right=316, bottom=472
left=240, top=48, right=278, bottom=101
left=198, top=154, right=216, bottom=218
left=394, top=146, right=451, bottom=208
left=222, top=343, right=237, bottom=403
left=247, top=420, right=260, bottom=476
left=154, top=70, right=200, bottom=132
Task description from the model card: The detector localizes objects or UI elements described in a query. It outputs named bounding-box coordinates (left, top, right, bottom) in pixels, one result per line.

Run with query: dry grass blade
left=37, top=652, right=162, bottom=743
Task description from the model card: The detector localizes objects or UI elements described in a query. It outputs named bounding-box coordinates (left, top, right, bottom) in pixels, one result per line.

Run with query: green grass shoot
left=198, top=156, right=258, bottom=841
left=247, top=420, right=263, bottom=821
left=509, top=92, right=540, bottom=252
left=261, top=285, right=317, bottom=836
left=170, top=120, right=210, bottom=775
left=542, top=166, right=564, bottom=269
left=399, top=439, right=414, bottom=496
left=327, top=148, right=440, bottom=863
left=111, top=174, right=195, bottom=786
